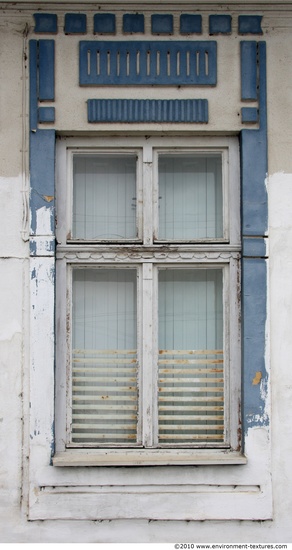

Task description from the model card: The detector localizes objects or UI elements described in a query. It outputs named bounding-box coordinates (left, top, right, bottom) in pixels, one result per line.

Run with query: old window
left=55, top=135, right=242, bottom=465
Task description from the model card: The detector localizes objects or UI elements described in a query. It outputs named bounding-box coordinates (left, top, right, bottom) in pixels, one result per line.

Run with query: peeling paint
left=252, top=371, right=262, bottom=385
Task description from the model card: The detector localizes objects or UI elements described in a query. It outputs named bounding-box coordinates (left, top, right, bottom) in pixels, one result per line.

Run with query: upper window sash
left=56, top=136, right=240, bottom=247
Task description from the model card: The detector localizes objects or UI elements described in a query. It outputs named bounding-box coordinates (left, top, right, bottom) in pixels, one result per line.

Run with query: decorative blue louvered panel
left=79, top=41, right=217, bottom=86
left=87, top=99, right=208, bottom=123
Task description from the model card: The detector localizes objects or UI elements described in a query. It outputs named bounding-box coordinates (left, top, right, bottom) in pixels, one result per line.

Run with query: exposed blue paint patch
left=30, top=130, right=56, bottom=235
left=241, top=41, right=257, bottom=101
left=88, top=98, right=208, bottom=123
left=123, top=14, right=144, bottom=33
left=242, top=258, right=269, bottom=431
left=64, top=13, right=87, bottom=34
left=30, top=237, right=56, bottom=256
left=34, top=13, right=57, bottom=34
left=241, top=107, right=258, bottom=123
left=38, top=106, right=55, bottom=123
left=31, top=267, right=37, bottom=279
left=242, top=237, right=267, bottom=257
left=239, top=15, right=263, bottom=35
left=151, top=14, right=173, bottom=34
left=209, top=14, right=232, bottom=35
left=29, top=40, right=38, bottom=131
left=39, top=40, right=55, bottom=101
left=80, top=41, right=217, bottom=86
left=94, top=13, right=116, bottom=34
left=180, top=14, right=202, bottom=34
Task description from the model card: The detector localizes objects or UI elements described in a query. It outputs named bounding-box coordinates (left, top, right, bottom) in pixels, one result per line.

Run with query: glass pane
left=158, top=154, right=223, bottom=240
left=71, top=268, right=138, bottom=446
left=158, top=269, right=224, bottom=445
left=73, top=154, right=137, bottom=240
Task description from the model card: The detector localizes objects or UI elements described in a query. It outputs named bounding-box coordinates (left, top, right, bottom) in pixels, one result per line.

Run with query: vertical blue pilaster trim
left=241, top=42, right=268, bottom=436
left=30, top=130, right=56, bottom=236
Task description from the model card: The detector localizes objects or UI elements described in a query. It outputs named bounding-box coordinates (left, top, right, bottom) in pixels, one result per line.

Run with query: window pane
left=71, top=268, right=138, bottom=446
left=73, top=154, right=137, bottom=240
left=158, top=269, right=224, bottom=445
left=158, top=154, right=223, bottom=240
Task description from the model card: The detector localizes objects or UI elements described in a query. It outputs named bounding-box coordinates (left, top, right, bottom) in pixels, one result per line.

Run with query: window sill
left=53, top=449, right=247, bottom=467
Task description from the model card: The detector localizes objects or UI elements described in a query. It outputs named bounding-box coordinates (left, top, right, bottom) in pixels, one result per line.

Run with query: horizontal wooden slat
left=73, top=358, right=137, bottom=364
left=72, top=423, right=137, bottom=430
left=73, top=404, right=138, bottom=411
left=159, top=377, right=224, bottom=384
left=159, top=434, right=224, bottom=441
left=73, top=367, right=136, bottom=373
left=72, top=433, right=137, bottom=440
left=159, top=368, right=223, bottom=374
left=158, top=395, right=224, bottom=402
left=159, top=349, right=223, bottom=355
left=158, top=387, right=223, bottom=393
left=159, top=405, right=224, bottom=411
left=73, top=414, right=137, bottom=420
left=74, top=349, right=136, bottom=355
left=72, top=385, right=137, bottom=392
left=159, top=415, right=224, bottom=421
left=73, top=376, right=136, bottom=383
left=72, top=395, right=138, bottom=401
left=159, top=359, right=223, bottom=365
left=159, top=424, right=224, bottom=431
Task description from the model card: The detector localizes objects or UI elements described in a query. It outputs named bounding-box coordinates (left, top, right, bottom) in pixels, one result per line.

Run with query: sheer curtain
left=73, top=154, right=137, bottom=240
left=71, top=268, right=138, bottom=445
left=158, top=268, right=224, bottom=445
left=158, top=154, right=223, bottom=240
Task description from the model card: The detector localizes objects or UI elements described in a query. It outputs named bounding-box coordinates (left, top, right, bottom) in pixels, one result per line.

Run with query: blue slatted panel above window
left=79, top=41, right=217, bottom=86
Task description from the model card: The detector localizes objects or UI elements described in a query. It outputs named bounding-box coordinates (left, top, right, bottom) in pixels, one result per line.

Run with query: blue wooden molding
left=64, top=13, right=87, bottom=34
left=180, top=14, right=202, bottom=35
left=151, top=14, right=173, bottom=34
left=94, top=13, right=116, bottom=34
left=34, top=13, right=57, bottom=34
left=79, top=41, right=217, bottom=86
left=240, top=42, right=268, bottom=434
left=209, top=15, right=232, bottom=35
left=29, top=39, right=55, bottom=129
left=30, top=130, right=56, bottom=236
left=239, top=15, right=263, bottom=35
left=123, top=14, right=144, bottom=34
left=87, top=99, right=208, bottom=123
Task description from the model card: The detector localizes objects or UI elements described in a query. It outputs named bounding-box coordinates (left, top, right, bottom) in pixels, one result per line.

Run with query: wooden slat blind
left=71, top=349, right=138, bottom=445
left=158, top=349, right=224, bottom=444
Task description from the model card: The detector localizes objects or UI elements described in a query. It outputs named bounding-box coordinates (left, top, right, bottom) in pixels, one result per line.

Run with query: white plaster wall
left=0, top=0, right=292, bottom=543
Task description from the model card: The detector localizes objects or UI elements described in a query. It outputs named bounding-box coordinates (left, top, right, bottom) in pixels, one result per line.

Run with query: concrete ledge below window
left=53, top=449, right=247, bottom=467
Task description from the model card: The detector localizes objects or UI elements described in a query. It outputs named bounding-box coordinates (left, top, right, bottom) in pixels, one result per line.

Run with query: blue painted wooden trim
left=151, top=14, right=173, bottom=34
left=30, top=130, right=55, bottom=235
left=64, top=13, right=87, bottom=34
left=94, top=13, right=116, bottom=34
left=239, top=15, right=263, bottom=35
left=240, top=41, right=257, bottom=101
left=34, top=13, right=57, bottom=34
left=242, top=237, right=267, bottom=258
left=242, top=258, right=268, bottom=433
left=39, top=40, right=55, bottom=101
left=241, top=42, right=267, bottom=236
left=123, top=14, right=144, bottom=33
left=87, top=99, right=208, bottom=123
left=80, top=41, right=217, bottom=86
left=38, top=107, right=55, bottom=123
left=29, top=40, right=38, bottom=131
left=241, top=107, right=258, bottom=123
left=180, top=14, right=202, bottom=34
left=209, top=15, right=232, bottom=35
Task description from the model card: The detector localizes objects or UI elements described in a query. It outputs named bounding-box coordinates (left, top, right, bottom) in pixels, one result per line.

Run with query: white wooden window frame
left=54, top=135, right=244, bottom=466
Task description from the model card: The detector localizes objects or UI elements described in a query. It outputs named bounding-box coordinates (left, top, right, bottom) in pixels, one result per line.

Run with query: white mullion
left=142, top=143, right=153, bottom=245
left=142, top=262, right=154, bottom=447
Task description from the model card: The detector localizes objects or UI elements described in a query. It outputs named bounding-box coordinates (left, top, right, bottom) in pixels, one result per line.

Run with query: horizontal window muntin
left=66, top=263, right=230, bottom=449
